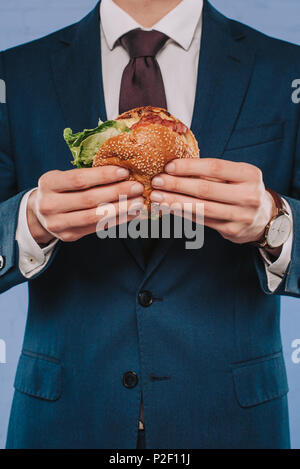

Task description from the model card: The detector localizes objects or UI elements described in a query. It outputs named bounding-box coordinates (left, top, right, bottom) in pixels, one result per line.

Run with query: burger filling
left=64, top=113, right=188, bottom=169
left=130, top=114, right=187, bottom=134
left=64, top=120, right=130, bottom=168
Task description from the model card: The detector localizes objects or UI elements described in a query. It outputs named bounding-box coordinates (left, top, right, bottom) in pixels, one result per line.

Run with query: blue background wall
left=0, top=0, right=299, bottom=449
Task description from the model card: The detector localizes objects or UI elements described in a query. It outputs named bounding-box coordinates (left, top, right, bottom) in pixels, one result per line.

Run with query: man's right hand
left=27, top=166, right=145, bottom=245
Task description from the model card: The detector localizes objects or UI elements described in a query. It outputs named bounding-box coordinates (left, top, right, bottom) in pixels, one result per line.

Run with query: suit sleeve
left=254, top=115, right=300, bottom=298
left=0, top=52, right=58, bottom=294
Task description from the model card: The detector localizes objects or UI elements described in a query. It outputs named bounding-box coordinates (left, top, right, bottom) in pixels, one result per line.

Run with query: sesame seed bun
left=92, top=106, right=199, bottom=210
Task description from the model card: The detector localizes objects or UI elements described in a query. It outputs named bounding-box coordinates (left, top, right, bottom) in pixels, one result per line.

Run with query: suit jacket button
left=0, top=256, right=5, bottom=270
left=123, top=371, right=138, bottom=389
left=138, top=290, right=153, bottom=307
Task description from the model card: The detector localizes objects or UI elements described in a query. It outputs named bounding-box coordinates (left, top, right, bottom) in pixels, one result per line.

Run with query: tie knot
left=119, top=28, right=169, bottom=59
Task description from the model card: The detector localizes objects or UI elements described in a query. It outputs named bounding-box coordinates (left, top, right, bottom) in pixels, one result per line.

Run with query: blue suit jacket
left=1, top=0, right=300, bottom=449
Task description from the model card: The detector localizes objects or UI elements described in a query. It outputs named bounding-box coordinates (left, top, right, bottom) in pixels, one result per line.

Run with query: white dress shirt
left=101, top=0, right=203, bottom=127
left=16, top=0, right=292, bottom=293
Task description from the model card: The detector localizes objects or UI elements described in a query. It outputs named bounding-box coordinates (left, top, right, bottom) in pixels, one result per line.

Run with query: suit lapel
left=143, top=234, right=173, bottom=283
left=144, top=0, right=257, bottom=278
left=50, top=1, right=106, bottom=134
left=122, top=235, right=146, bottom=271
left=191, top=0, right=257, bottom=157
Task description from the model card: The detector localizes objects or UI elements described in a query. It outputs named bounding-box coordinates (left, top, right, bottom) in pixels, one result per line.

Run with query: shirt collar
left=100, top=0, right=203, bottom=51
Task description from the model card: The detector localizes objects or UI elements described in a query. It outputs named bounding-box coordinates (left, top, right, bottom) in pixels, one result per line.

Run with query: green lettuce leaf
left=63, top=120, right=130, bottom=168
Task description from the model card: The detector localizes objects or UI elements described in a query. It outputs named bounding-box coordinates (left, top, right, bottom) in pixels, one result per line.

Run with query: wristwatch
left=252, top=189, right=292, bottom=249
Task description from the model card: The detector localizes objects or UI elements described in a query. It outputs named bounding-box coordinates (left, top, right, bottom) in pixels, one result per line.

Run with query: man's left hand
left=150, top=158, right=277, bottom=245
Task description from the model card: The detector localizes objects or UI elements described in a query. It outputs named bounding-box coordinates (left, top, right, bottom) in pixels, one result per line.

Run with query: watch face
left=267, top=214, right=292, bottom=248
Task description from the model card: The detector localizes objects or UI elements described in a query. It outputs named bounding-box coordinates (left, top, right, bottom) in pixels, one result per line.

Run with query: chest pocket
left=225, top=122, right=285, bottom=152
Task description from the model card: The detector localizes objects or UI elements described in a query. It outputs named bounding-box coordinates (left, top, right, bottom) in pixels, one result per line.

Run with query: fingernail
left=165, top=162, right=175, bottom=173
left=130, top=182, right=144, bottom=195
left=129, top=200, right=144, bottom=211
left=150, top=191, right=163, bottom=202
left=152, top=177, right=164, bottom=187
left=117, top=168, right=129, bottom=178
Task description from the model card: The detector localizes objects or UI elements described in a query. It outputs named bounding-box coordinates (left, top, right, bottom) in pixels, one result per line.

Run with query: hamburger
left=64, top=106, right=199, bottom=210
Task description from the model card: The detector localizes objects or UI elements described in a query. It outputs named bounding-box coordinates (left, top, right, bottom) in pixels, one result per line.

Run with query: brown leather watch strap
left=250, top=189, right=287, bottom=248
left=266, top=188, right=286, bottom=214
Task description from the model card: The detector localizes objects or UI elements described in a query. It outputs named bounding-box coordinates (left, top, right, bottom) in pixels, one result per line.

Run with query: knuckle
left=38, top=200, right=52, bottom=216
left=208, top=159, right=221, bottom=175
left=115, top=182, right=128, bottom=198
left=81, top=191, right=96, bottom=208
left=98, top=201, right=116, bottom=217
left=224, top=206, right=235, bottom=222
left=203, top=203, right=212, bottom=218
left=38, top=173, right=48, bottom=191
left=38, top=175, right=46, bottom=190
left=38, top=170, right=60, bottom=190
left=240, top=163, right=262, bottom=181
left=84, top=210, right=98, bottom=226
left=253, top=166, right=263, bottom=181
left=172, top=176, right=181, bottom=192
left=71, top=171, right=86, bottom=190
left=44, top=220, right=60, bottom=234
left=244, top=191, right=260, bottom=208
left=198, top=179, right=210, bottom=198
left=238, top=163, right=251, bottom=179
left=227, top=208, right=237, bottom=223
left=58, top=232, right=77, bottom=243
left=223, top=225, right=238, bottom=238
left=162, top=192, right=173, bottom=206
left=243, top=213, right=254, bottom=225
left=248, top=165, right=262, bottom=182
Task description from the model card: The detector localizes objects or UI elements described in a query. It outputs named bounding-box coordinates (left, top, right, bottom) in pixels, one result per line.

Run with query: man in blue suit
left=0, top=0, right=299, bottom=449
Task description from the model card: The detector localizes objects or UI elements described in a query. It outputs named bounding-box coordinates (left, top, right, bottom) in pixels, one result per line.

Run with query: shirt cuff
left=259, top=198, right=293, bottom=292
left=15, top=189, right=58, bottom=279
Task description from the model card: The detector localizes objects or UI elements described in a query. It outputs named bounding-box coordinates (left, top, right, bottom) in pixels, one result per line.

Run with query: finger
left=165, top=158, right=262, bottom=183
left=150, top=191, right=254, bottom=222
left=55, top=213, right=139, bottom=243
left=43, top=197, right=145, bottom=234
left=41, top=181, right=144, bottom=213
left=152, top=174, right=241, bottom=204
left=41, top=166, right=130, bottom=192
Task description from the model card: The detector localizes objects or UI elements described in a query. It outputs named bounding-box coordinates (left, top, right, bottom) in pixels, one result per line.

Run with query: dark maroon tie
left=118, top=28, right=169, bottom=264
left=118, top=28, right=169, bottom=114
